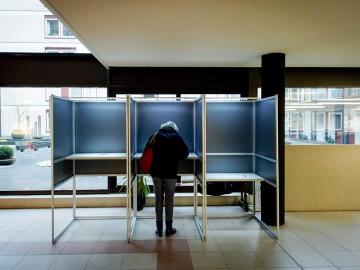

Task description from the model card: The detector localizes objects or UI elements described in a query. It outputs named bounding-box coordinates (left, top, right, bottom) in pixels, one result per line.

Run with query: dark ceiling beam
left=1, top=53, right=360, bottom=91
left=108, top=67, right=250, bottom=95
left=286, top=67, right=360, bottom=88
left=0, top=53, right=107, bottom=87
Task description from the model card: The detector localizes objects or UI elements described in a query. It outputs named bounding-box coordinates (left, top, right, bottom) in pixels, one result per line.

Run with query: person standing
left=148, top=121, right=189, bottom=237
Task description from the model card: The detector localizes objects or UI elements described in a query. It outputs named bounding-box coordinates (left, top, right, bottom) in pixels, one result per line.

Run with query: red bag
left=139, top=133, right=157, bottom=172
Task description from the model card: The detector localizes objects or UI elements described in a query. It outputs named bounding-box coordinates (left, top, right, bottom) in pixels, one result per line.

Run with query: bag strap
left=149, top=132, right=158, bottom=146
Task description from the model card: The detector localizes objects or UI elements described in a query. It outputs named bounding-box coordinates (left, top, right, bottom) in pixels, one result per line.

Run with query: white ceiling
left=42, top=0, right=360, bottom=68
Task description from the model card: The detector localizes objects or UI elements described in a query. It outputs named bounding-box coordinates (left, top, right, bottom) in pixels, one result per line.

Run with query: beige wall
left=286, top=145, right=360, bottom=211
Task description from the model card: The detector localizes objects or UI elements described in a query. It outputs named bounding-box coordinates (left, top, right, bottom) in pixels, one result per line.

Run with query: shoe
left=165, top=220, right=177, bottom=237
left=156, top=220, right=163, bottom=237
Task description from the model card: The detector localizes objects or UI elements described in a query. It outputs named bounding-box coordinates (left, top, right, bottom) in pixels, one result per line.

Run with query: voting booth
left=50, top=96, right=128, bottom=243
left=128, top=96, right=206, bottom=240
left=50, top=94, right=279, bottom=243
left=204, top=95, right=279, bottom=238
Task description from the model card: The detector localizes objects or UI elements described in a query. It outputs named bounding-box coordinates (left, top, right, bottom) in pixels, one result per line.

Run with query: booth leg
left=253, top=182, right=256, bottom=216
left=51, top=184, right=55, bottom=243
left=133, top=178, right=137, bottom=217
left=194, top=177, right=198, bottom=216
left=73, top=175, right=77, bottom=219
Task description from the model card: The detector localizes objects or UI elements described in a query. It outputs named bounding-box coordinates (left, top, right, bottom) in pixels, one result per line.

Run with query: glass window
left=290, top=89, right=300, bottom=101
left=62, top=25, right=75, bottom=37
left=303, top=88, right=312, bottom=102
left=290, top=112, right=303, bottom=131
left=0, top=87, right=107, bottom=193
left=46, top=19, right=60, bottom=37
left=312, top=112, right=325, bottom=130
left=328, top=112, right=342, bottom=130
left=286, top=87, right=360, bottom=144
left=312, top=88, right=326, bottom=101
left=328, top=88, right=343, bottom=99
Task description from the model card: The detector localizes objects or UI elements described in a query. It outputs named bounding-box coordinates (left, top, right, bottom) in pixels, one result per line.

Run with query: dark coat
left=148, top=128, right=189, bottom=179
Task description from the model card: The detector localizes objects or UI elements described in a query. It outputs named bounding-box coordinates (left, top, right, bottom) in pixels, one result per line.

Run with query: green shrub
left=0, top=146, right=14, bottom=160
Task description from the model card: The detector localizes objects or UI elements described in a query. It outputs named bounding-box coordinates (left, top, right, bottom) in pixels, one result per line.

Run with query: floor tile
left=216, top=238, right=253, bottom=252
left=322, top=251, right=360, bottom=267
left=277, top=239, right=316, bottom=252
left=190, top=252, right=227, bottom=269
left=305, top=236, right=347, bottom=252
left=288, top=251, right=334, bottom=267
left=0, top=231, right=19, bottom=242
left=157, top=253, right=193, bottom=270
left=222, top=251, right=264, bottom=268
left=0, top=255, right=23, bottom=270
left=122, top=253, right=157, bottom=269
left=12, top=231, right=50, bottom=242
left=246, top=238, right=282, bottom=251
left=85, top=254, right=124, bottom=270
left=94, top=240, right=126, bottom=254
left=71, top=229, right=104, bottom=241
left=255, top=251, right=298, bottom=267
left=50, top=254, right=90, bottom=270
left=14, top=255, right=57, bottom=270
left=187, top=239, right=220, bottom=253
left=0, top=242, right=35, bottom=256
left=29, top=241, right=67, bottom=255
left=61, top=241, right=98, bottom=255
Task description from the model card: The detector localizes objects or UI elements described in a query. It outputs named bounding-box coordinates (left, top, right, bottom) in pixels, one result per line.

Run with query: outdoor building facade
left=285, top=88, right=360, bottom=144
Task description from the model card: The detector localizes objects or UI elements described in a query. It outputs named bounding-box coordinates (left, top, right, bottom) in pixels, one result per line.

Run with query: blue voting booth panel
left=53, top=97, right=73, bottom=161
left=206, top=102, right=253, bottom=173
left=75, top=102, right=126, bottom=153
left=255, top=97, right=277, bottom=185
left=206, top=102, right=253, bottom=153
left=255, top=98, right=276, bottom=160
left=207, top=155, right=253, bottom=173
left=136, top=102, right=194, bottom=153
left=52, top=97, right=74, bottom=187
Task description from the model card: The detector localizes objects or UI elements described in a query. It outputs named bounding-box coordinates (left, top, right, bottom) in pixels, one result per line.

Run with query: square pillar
left=261, top=53, right=285, bottom=226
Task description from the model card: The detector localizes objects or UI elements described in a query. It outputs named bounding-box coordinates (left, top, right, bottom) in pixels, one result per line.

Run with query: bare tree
left=13, top=106, right=28, bottom=128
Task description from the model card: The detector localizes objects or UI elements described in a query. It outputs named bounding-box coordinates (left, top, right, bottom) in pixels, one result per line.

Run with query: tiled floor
left=1, top=207, right=360, bottom=269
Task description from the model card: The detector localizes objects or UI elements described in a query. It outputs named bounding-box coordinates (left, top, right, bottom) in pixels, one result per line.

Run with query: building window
left=312, top=112, right=325, bottom=131
left=290, top=89, right=300, bottom=102
left=45, top=16, right=75, bottom=38
left=303, top=88, right=312, bottom=102
left=312, top=88, right=326, bottom=101
left=328, top=112, right=342, bottom=130
left=62, top=25, right=75, bottom=38
left=45, top=18, right=60, bottom=37
left=328, top=88, right=343, bottom=99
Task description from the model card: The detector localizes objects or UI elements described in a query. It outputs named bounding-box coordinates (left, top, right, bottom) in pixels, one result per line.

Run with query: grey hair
left=160, top=121, right=178, bottom=132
